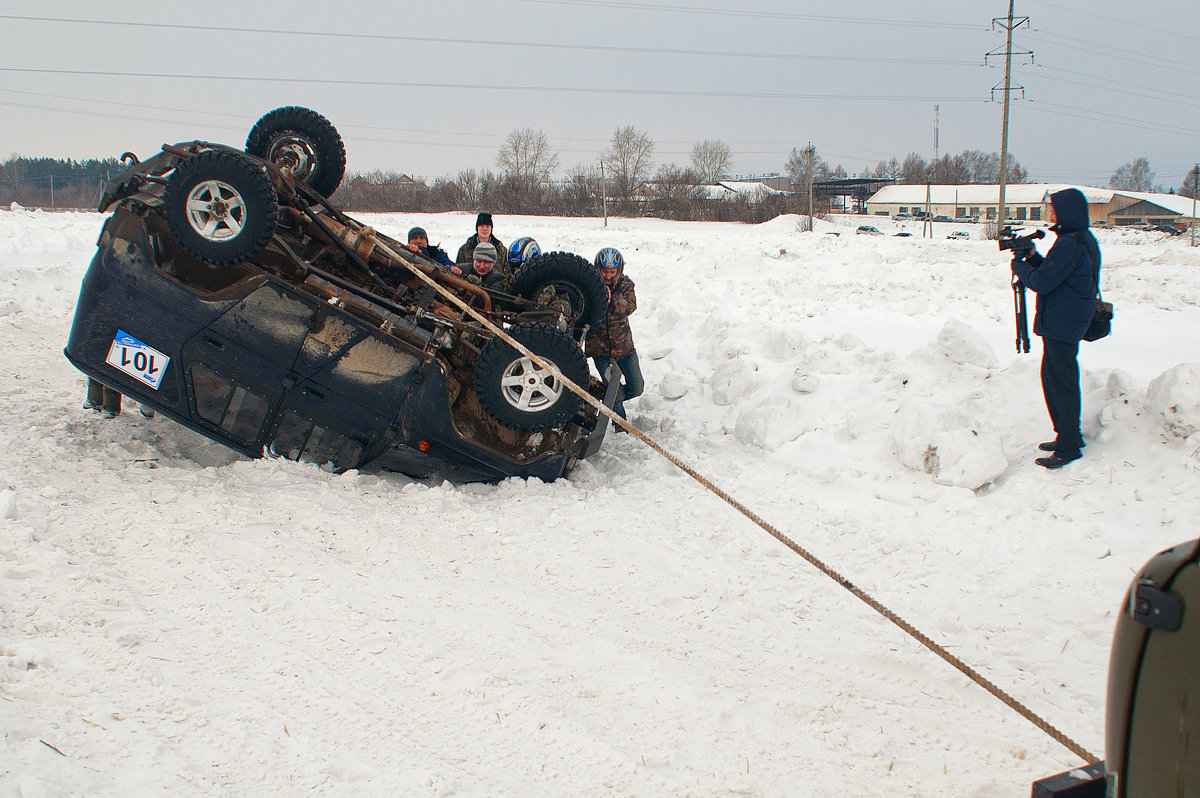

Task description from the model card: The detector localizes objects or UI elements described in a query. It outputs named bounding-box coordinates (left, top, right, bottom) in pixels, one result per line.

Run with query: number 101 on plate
left=105, top=330, right=170, bottom=390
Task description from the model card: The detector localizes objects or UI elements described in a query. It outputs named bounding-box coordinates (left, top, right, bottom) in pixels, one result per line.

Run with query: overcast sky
left=2, top=0, right=1197, bottom=189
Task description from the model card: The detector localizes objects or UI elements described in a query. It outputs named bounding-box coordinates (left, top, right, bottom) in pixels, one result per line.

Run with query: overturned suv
left=65, top=107, right=617, bottom=482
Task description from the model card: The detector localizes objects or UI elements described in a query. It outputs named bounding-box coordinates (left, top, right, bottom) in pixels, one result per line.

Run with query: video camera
left=997, top=225, right=1045, bottom=255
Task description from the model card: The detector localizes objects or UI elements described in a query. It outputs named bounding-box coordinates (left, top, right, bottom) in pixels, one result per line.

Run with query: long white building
left=865, top=183, right=1198, bottom=227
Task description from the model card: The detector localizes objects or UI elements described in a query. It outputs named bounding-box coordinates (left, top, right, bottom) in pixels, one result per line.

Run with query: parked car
left=1152, top=224, right=1185, bottom=236
left=64, top=107, right=618, bottom=483
left=893, top=213, right=911, bottom=220
left=932, top=215, right=952, bottom=223
left=946, top=231, right=970, bottom=240
left=1091, top=220, right=1112, bottom=229
left=893, top=232, right=913, bottom=237
left=855, top=225, right=883, bottom=235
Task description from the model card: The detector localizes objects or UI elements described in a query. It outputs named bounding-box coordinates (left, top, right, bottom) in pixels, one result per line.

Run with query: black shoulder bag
left=1073, top=233, right=1113, bottom=342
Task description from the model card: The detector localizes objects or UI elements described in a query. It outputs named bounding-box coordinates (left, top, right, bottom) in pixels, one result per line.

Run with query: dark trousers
left=592, top=354, right=644, bottom=419
left=1041, top=337, right=1083, bottom=454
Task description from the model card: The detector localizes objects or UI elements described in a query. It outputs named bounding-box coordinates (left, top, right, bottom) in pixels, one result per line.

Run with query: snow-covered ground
left=2, top=206, right=1199, bottom=797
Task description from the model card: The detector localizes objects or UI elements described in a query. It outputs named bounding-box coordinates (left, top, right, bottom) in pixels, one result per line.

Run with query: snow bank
left=1147, top=363, right=1200, bottom=439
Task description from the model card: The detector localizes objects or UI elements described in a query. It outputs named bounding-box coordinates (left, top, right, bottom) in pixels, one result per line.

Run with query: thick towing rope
left=366, top=230, right=1099, bottom=766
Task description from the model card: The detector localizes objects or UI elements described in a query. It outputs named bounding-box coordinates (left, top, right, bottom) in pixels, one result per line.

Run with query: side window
left=190, top=364, right=270, bottom=443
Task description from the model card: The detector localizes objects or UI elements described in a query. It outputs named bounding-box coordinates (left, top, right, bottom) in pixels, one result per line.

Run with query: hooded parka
left=1012, top=188, right=1102, bottom=342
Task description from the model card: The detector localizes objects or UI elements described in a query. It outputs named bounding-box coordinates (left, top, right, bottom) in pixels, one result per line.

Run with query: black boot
left=1035, top=450, right=1082, bottom=469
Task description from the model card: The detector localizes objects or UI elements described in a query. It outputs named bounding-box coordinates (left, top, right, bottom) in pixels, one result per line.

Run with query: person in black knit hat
left=456, top=212, right=508, bottom=276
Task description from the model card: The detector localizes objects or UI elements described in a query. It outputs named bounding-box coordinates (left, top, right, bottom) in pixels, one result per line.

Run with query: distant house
left=715, top=180, right=787, bottom=200
left=634, top=179, right=786, bottom=202
left=728, top=173, right=792, bottom=192
left=1104, top=191, right=1199, bottom=227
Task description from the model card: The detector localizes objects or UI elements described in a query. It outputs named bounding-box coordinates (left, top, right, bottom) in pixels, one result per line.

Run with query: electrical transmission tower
left=986, top=1, right=1033, bottom=227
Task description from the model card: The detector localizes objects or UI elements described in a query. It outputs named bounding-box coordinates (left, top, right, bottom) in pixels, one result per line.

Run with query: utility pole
left=806, top=142, right=814, bottom=231
left=49, top=174, right=54, bottom=209
left=987, top=1, right=1032, bottom=230
left=1193, top=163, right=1198, bottom=247
left=600, top=158, right=608, bottom=228
left=924, top=105, right=938, bottom=238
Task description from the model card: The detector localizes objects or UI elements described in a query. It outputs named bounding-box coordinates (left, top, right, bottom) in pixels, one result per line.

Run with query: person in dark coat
left=456, top=213, right=508, bottom=276
left=585, top=247, right=644, bottom=421
left=463, top=242, right=507, bottom=291
left=1011, top=187, right=1102, bottom=469
left=404, top=226, right=459, bottom=272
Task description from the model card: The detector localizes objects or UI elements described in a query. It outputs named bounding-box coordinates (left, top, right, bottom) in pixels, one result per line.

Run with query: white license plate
left=105, top=330, right=170, bottom=390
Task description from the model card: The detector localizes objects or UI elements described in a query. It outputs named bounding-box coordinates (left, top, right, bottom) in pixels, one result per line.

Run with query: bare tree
left=496, top=128, right=559, bottom=190
left=1110, top=157, right=1156, bottom=192
left=650, top=164, right=705, bottom=219
left=1181, top=165, right=1200, bottom=200
left=900, top=152, right=929, bottom=184
left=690, top=139, right=732, bottom=184
left=454, top=169, right=481, bottom=208
left=603, top=125, right=655, bottom=209
left=557, top=163, right=603, bottom=217
left=784, top=144, right=829, bottom=192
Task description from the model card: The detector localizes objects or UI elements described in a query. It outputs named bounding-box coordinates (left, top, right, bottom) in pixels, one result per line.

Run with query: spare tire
left=245, top=106, right=346, bottom=197
left=162, top=150, right=278, bottom=266
left=474, top=322, right=588, bottom=431
left=509, top=251, right=607, bottom=334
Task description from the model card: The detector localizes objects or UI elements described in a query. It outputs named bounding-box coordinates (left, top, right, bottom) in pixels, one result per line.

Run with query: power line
left=1029, top=30, right=1200, bottom=75
left=1034, top=0, right=1200, bottom=43
left=1026, top=100, right=1200, bottom=138
left=1015, top=66, right=1200, bottom=109
left=0, top=97, right=897, bottom=166
left=0, top=67, right=982, bottom=103
left=1035, top=65, right=1200, bottom=105
left=509, top=0, right=982, bottom=30
left=0, top=14, right=978, bottom=67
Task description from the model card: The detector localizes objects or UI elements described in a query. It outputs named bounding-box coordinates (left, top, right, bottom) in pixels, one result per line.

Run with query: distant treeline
left=0, top=154, right=1028, bottom=223
left=0, top=156, right=125, bottom=209
left=328, top=168, right=798, bottom=222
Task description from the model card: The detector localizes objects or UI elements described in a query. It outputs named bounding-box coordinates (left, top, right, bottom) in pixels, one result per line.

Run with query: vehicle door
left=179, top=279, right=317, bottom=457
left=272, top=304, right=426, bottom=470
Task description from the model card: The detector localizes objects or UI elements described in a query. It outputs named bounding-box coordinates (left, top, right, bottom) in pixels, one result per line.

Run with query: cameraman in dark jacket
left=1011, top=187, right=1102, bottom=469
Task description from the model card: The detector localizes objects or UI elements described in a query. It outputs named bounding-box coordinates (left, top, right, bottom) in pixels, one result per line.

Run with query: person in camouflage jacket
left=455, top=212, right=508, bottom=277
left=585, top=248, right=644, bottom=420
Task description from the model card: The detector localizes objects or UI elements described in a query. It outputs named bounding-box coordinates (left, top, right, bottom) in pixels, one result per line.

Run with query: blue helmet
left=594, top=247, right=624, bottom=271
left=508, top=236, right=541, bottom=268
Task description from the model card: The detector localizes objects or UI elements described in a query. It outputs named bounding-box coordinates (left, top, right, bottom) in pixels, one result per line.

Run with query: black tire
left=509, top=251, right=607, bottom=334
left=245, top=106, right=346, bottom=197
left=474, top=322, right=589, bottom=431
left=162, top=150, right=278, bottom=266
